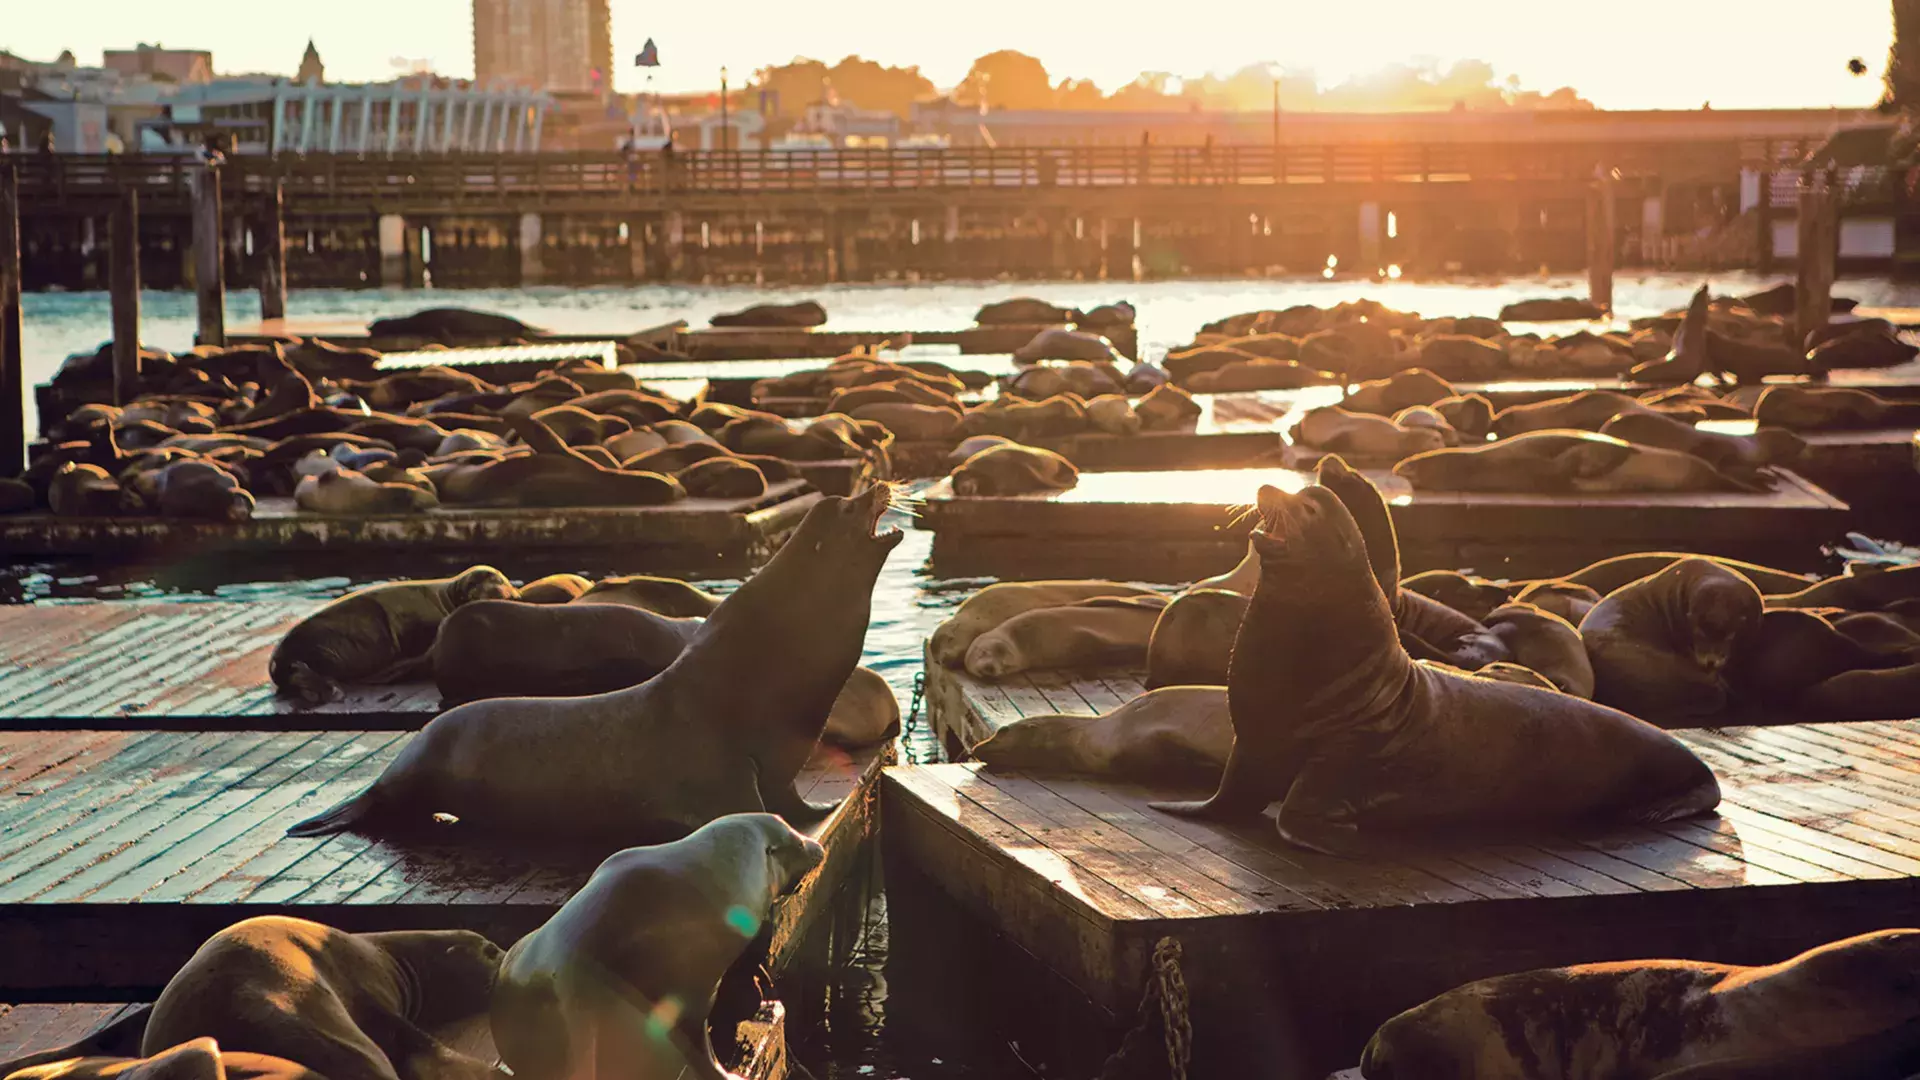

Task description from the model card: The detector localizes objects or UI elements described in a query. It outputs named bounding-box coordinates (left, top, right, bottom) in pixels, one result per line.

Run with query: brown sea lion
left=1558, top=436, right=1763, bottom=494
left=1399, top=571, right=1513, bottom=623
left=1389, top=405, right=1463, bottom=446
left=270, top=566, right=515, bottom=704
left=1134, top=383, right=1202, bottom=432
left=1431, top=393, right=1495, bottom=439
left=1579, top=557, right=1764, bottom=722
left=516, top=574, right=593, bottom=604
left=1340, top=369, right=1455, bottom=416
left=1754, top=385, right=1920, bottom=431
left=294, top=468, right=439, bottom=513
left=711, top=300, right=828, bottom=327
left=1360, top=930, right=1920, bottom=1080
left=1801, top=664, right=1920, bottom=721
left=49, top=462, right=138, bottom=516
left=1145, top=589, right=1250, bottom=689
left=1559, top=553, right=1813, bottom=598
left=973, top=686, right=1231, bottom=786
left=1084, top=394, right=1143, bottom=436
left=963, top=595, right=1171, bottom=678
left=1490, top=390, right=1702, bottom=438
left=1186, top=358, right=1340, bottom=393
left=1766, top=565, right=1920, bottom=611
left=142, top=917, right=502, bottom=1080
left=1627, top=282, right=1714, bottom=385
left=1729, top=608, right=1903, bottom=708
left=949, top=443, right=1079, bottom=495
left=287, top=485, right=904, bottom=842
left=577, top=575, right=724, bottom=617
left=432, top=600, right=701, bottom=705
left=1150, top=479, right=1719, bottom=855
left=429, top=454, right=683, bottom=508
left=674, top=457, right=766, bottom=499
left=824, top=666, right=900, bottom=747
left=849, top=403, right=963, bottom=441
left=1292, top=406, right=1446, bottom=459
left=1598, top=411, right=1804, bottom=481
left=956, top=395, right=1088, bottom=441
left=491, top=814, right=823, bottom=1080
left=3, top=1042, right=321, bottom=1080
left=147, top=459, right=256, bottom=521
left=930, top=580, right=1163, bottom=667
left=1392, top=432, right=1594, bottom=492
left=1483, top=602, right=1595, bottom=698
left=1510, top=580, right=1602, bottom=625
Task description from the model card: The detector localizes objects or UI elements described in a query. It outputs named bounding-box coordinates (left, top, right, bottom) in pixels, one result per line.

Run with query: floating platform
left=0, top=1001, right=790, bottom=1080
left=883, top=718, right=1920, bottom=1074
left=673, top=324, right=1137, bottom=362
left=914, top=466, right=1851, bottom=581
left=0, top=601, right=442, bottom=731
left=0, top=483, right=820, bottom=570
left=0, top=728, right=886, bottom=995
left=372, top=341, right=618, bottom=381
left=1459, top=361, right=1920, bottom=409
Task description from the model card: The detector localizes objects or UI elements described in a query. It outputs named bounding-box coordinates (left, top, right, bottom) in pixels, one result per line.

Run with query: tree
left=752, top=55, right=936, bottom=119
left=1887, top=0, right=1920, bottom=110
left=955, top=50, right=1055, bottom=111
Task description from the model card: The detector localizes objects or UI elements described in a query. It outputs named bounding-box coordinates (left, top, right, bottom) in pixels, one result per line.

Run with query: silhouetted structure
left=473, top=0, right=613, bottom=92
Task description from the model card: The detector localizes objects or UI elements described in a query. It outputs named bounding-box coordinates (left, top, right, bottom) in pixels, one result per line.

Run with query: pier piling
left=1795, top=172, right=1837, bottom=350
left=0, top=162, right=21, bottom=477
left=191, top=162, right=226, bottom=346
left=258, top=180, right=287, bottom=321
left=517, top=212, right=544, bottom=285
left=378, top=214, right=408, bottom=287
left=110, top=189, right=142, bottom=404
left=1587, top=170, right=1617, bottom=314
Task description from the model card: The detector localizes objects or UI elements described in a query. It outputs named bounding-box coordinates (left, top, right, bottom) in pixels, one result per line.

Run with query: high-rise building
left=472, top=0, right=611, bottom=94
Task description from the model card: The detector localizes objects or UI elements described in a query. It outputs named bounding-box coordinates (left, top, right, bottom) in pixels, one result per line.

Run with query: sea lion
left=1560, top=553, right=1813, bottom=598
left=148, top=459, right=256, bottom=521
left=957, top=395, right=1088, bottom=441
left=0, top=477, right=34, bottom=513
left=709, top=300, right=827, bottom=328
left=1766, top=565, right=1920, bottom=611
left=850, top=403, right=962, bottom=442
left=1483, top=602, right=1595, bottom=698
left=1580, top=558, right=1764, bottom=723
left=1359, top=929, right=1920, bottom=1080
left=1392, top=432, right=1590, bottom=493
left=271, top=566, right=515, bottom=704
left=1149, top=480, right=1719, bottom=855
left=1753, top=386, right=1920, bottom=432
left=1186, top=358, right=1340, bottom=393
left=1811, top=322, right=1919, bottom=371
left=1145, top=589, right=1250, bottom=689
left=367, top=307, right=540, bottom=341
left=429, top=454, right=683, bottom=508
left=491, top=814, right=823, bottom=1080
left=963, top=596, right=1171, bottom=678
left=1431, top=394, right=1495, bottom=439
left=1416, top=335, right=1508, bottom=379
left=142, top=916, right=502, bottom=1080
left=1013, top=329, right=1121, bottom=364
left=1498, top=297, right=1604, bottom=321
left=295, top=468, right=439, bottom=514
left=976, top=297, right=1074, bottom=325
left=1728, top=608, right=1902, bottom=708
left=973, top=686, right=1231, bottom=786
left=1472, top=662, right=1561, bottom=692
left=1834, top=612, right=1920, bottom=656
left=3, top=1042, right=321, bottom=1080
left=1801, top=664, right=1920, bottom=721
left=1191, top=539, right=1260, bottom=595
left=1085, top=394, right=1143, bottom=436
left=674, top=457, right=766, bottom=499
left=1558, top=436, right=1762, bottom=494
left=1292, top=406, right=1445, bottom=459
left=49, top=462, right=137, bottom=516
left=516, top=574, right=593, bottom=604
left=1134, top=383, right=1202, bottom=432
left=1075, top=301, right=1136, bottom=328
left=1628, top=283, right=1714, bottom=385
left=1389, top=405, right=1462, bottom=446
left=930, top=580, right=1162, bottom=667
left=287, top=485, right=903, bottom=842
left=824, top=666, right=900, bottom=747
left=1598, top=411, right=1805, bottom=480
left=576, top=575, right=724, bottom=617
left=432, top=600, right=702, bottom=704
left=1399, top=571, right=1512, bottom=623
left=1490, top=390, right=1698, bottom=438
left=949, top=443, right=1079, bottom=496
left=1510, top=580, right=1602, bottom=624
left=1341, top=369, right=1455, bottom=416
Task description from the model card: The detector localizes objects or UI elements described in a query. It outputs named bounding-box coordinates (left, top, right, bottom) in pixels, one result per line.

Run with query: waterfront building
left=473, top=0, right=613, bottom=93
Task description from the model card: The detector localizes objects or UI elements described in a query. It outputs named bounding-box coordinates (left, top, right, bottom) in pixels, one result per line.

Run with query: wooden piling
left=0, top=162, right=22, bottom=477
left=110, top=189, right=142, bottom=404
left=1586, top=171, right=1617, bottom=314
left=258, top=180, right=287, bottom=321
left=191, top=162, right=226, bottom=347
left=1795, top=173, right=1838, bottom=351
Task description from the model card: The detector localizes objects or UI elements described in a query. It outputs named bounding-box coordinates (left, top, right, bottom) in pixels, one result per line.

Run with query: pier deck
left=0, top=729, right=886, bottom=995
left=0, top=602, right=441, bottom=731
left=915, top=465, right=1851, bottom=580
left=0, top=482, right=819, bottom=569
left=883, top=718, right=1920, bottom=1073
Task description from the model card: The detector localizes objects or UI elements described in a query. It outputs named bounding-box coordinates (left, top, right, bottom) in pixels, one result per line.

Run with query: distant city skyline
left=2, top=0, right=1896, bottom=109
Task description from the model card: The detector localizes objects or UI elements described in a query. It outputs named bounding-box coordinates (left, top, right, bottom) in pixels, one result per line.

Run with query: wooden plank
left=0, top=1003, right=143, bottom=1060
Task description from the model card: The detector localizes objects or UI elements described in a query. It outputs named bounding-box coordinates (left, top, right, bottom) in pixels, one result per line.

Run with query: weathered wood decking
left=883, top=718, right=1920, bottom=1073
left=0, top=602, right=441, bottom=730
left=0, top=729, right=886, bottom=995
left=915, top=465, right=1851, bottom=580
left=0, top=482, right=820, bottom=568
left=0, top=1004, right=144, bottom=1060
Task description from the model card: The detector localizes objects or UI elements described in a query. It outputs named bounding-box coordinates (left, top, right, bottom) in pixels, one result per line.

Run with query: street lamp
left=719, top=66, right=729, bottom=152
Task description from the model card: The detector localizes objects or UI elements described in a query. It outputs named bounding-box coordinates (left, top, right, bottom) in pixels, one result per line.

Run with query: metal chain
left=1154, top=938, right=1192, bottom=1080
left=903, top=671, right=926, bottom=735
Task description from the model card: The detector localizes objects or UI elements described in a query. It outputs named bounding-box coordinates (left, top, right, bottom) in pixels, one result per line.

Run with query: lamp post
left=719, top=66, right=729, bottom=152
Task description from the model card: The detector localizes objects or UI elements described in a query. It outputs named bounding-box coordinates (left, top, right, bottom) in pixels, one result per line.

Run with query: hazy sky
left=4, top=0, right=1895, bottom=109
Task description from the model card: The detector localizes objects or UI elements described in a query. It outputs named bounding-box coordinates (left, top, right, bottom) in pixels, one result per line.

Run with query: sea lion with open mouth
left=1149, top=477, right=1719, bottom=855
left=286, top=485, right=904, bottom=844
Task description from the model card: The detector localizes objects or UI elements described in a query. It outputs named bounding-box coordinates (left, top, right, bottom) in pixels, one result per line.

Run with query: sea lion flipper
left=1148, top=749, right=1274, bottom=820
left=761, top=779, right=838, bottom=829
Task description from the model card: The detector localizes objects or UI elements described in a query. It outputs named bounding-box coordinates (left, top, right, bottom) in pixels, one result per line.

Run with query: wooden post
left=258, top=179, right=288, bottom=321
left=191, top=161, right=226, bottom=347
left=110, top=189, right=142, bottom=405
left=0, top=162, right=22, bottom=477
left=1795, top=174, right=1838, bottom=351
left=1586, top=171, right=1617, bottom=314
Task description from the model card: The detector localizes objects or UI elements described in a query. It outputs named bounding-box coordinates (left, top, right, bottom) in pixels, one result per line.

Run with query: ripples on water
left=16, top=274, right=1920, bottom=1077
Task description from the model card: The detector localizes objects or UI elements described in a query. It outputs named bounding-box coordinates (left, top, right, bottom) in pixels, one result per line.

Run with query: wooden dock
left=0, top=602, right=442, bottom=731
left=1459, top=362, right=1920, bottom=409
left=914, top=466, right=1851, bottom=580
left=0, top=482, right=820, bottom=570
left=0, top=728, right=886, bottom=995
left=883, top=718, right=1920, bottom=1074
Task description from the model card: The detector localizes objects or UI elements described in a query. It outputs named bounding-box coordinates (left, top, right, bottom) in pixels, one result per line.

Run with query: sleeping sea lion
left=1340, top=369, right=1455, bottom=416
left=428, top=454, right=683, bottom=508
left=1490, top=390, right=1701, bottom=437
left=1482, top=602, right=1595, bottom=698
left=1135, top=383, right=1202, bottom=432
left=673, top=457, right=766, bottom=499
left=270, top=566, right=515, bottom=704
left=1399, top=571, right=1513, bottom=623
left=1579, top=558, right=1764, bottom=722
left=1292, top=407, right=1445, bottom=459
left=823, top=666, right=901, bottom=748
left=930, top=580, right=1162, bottom=667
left=1801, top=663, right=1920, bottom=721
left=576, top=575, right=724, bottom=617
left=709, top=300, right=827, bottom=328
left=1510, top=580, right=1602, bottom=625
left=287, top=485, right=903, bottom=842
left=148, top=459, right=256, bottom=521
left=963, top=595, right=1171, bottom=678
left=1145, top=589, right=1250, bottom=689
left=294, top=468, right=439, bottom=513
left=1085, top=394, right=1143, bottom=436
left=1557, top=436, right=1763, bottom=494
left=1360, top=929, right=1920, bottom=1080
left=2, top=1041, right=319, bottom=1080
left=1150, top=479, right=1719, bottom=855
left=1559, top=552, right=1813, bottom=598
left=973, top=686, right=1231, bottom=786
left=1753, top=386, right=1920, bottom=432
left=1766, top=565, right=1920, bottom=611
left=1728, top=608, right=1903, bottom=708
left=141, top=917, right=501, bottom=1080
left=949, top=443, right=1079, bottom=496
left=1598, top=411, right=1805, bottom=479
left=515, top=574, right=593, bottom=604
left=1431, top=394, right=1495, bottom=439
left=492, top=814, right=823, bottom=1080
left=432, top=600, right=701, bottom=704
left=850, top=403, right=963, bottom=442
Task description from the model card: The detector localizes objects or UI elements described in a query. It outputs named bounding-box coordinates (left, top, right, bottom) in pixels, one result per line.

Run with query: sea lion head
left=792, top=482, right=906, bottom=563
left=1554, top=435, right=1637, bottom=480
left=1673, top=559, right=1764, bottom=673
left=362, top=928, right=505, bottom=1028
left=1249, top=483, right=1369, bottom=576
left=447, top=565, right=517, bottom=606
left=1359, top=983, right=1501, bottom=1080
left=709, top=812, right=827, bottom=903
